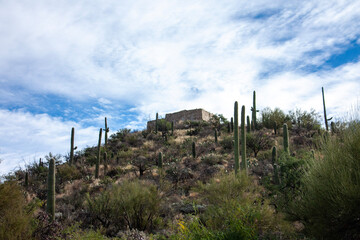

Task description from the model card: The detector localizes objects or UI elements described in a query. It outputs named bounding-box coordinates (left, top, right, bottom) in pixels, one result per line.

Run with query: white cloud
left=0, top=0, right=360, bottom=174
left=0, top=109, right=98, bottom=175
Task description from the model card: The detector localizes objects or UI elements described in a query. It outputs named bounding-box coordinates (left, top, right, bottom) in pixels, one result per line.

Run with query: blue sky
left=1, top=0, right=360, bottom=175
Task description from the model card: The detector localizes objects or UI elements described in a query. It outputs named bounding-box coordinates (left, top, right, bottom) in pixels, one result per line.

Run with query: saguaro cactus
left=25, top=171, right=29, bottom=187
left=246, top=116, right=251, bottom=133
left=47, top=158, right=55, bottom=221
left=274, top=122, right=277, bottom=135
left=241, top=105, right=247, bottom=172
left=171, top=121, right=174, bottom=136
left=230, top=117, right=234, bottom=132
left=214, top=129, right=218, bottom=143
left=103, top=152, right=108, bottom=176
left=104, top=117, right=109, bottom=148
left=283, top=123, right=289, bottom=154
left=95, top=128, right=102, bottom=179
left=272, top=146, right=280, bottom=184
left=69, top=127, right=77, bottom=165
left=192, top=141, right=196, bottom=158
left=251, top=91, right=259, bottom=130
left=234, top=101, right=239, bottom=175
left=155, top=113, right=159, bottom=134
left=322, top=87, right=332, bottom=131
left=158, top=152, right=163, bottom=168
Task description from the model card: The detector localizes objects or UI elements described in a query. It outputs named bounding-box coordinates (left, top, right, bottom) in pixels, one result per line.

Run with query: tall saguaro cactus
left=47, top=158, right=55, bottom=221
left=171, top=121, right=174, bottom=136
left=95, top=128, right=102, bottom=179
left=246, top=116, right=251, bottom=133
left=283, top=123, right=289, bottom=154
left=104, top=117, right=109, bottom=148
left=158, top=152, right=163, bottom=168
left=230, top=117, right=234, bottom=132
left=69, top=127, right=77, bottom=165
left=322, top=87, right=332, bottom=131
left=241, top=105, right=247, bottom=172
left=234, top=101, right=239, bottom=175
left=25, top=171, right=29, bottom=187
left=214, top=129, right=218, bottom=143
left=192, top=141, right=196, bottom=158
left=251, top=91, right=259, bottom=131
left=155, top=113, right=159, bottom=134
left=103, top=152, right=108, bottom=176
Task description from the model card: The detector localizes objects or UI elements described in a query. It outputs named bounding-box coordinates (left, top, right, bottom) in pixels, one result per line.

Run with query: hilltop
left=1, top=104, right=360, bottom=240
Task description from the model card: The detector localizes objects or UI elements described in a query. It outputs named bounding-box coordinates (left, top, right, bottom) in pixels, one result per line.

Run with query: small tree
left=261, top=107, right=287, bottom=132
left=246, top=131, right=272, bottom=157
left=131, top=148, right=154, bottom=177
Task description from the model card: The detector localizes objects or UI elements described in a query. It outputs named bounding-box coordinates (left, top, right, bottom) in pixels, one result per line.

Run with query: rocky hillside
left=1, top=106, right=359, bottom=240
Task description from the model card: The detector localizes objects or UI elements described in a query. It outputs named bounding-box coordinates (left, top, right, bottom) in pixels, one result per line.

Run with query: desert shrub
left=171, top=172, right=294, bottom=239
left=220, top=135, right=233, bottom=150
left=125, top=133, right=144, bottom=147
left=256, top=149, right=272, bottom=161
left=274, top=152, right=307, bottom=213
left=109, top=128, right=131, bottom=142
left=179, top=138, right=197, bottom=157
left=201, top=153, right=223, bottom=166
left=33, top=211, right=64, bottom=240
left=0, top=181, right=36, bottom=239
left=261, top=107, right=287, bottom=131
left=116, top=149, right=133, bottom=165
left=57, top=164, right=82, bottom=184
left=166, top=161, right=193, bottom=186
left=246, top=131, right=272, bottom=157
left=293, top=122, right=360, bottom=239
left=86, top=180, right=161, bottom=233
left=60, top=222, right=110, bottom=239
left=186, top=127, right=201, bottom=136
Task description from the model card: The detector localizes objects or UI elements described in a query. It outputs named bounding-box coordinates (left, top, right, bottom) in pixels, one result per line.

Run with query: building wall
left=165, top=109, right=212, bottom=123
left=146, top=108, right=213, bottom=130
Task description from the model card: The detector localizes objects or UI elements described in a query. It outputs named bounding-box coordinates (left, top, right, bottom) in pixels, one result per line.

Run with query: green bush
left=57, top=164, right=82, bottom=183
left=287, top=108, right=321, bottom=131
left=171, top=172, right=294, bottom=239
left=0, top=181, right=36, bottom=239
left=86, top=179, right=161, bottom=232
left=201, top=153, right=223, bottom=166
left=59, top=222, right=111, bottom=240
left=220, top=135, right=233, bottom=150
left=274, top=152, right=308, bottom=213
left=293, top=122, right=360, bottom=239
left=261, top=107, right=287, bottom=130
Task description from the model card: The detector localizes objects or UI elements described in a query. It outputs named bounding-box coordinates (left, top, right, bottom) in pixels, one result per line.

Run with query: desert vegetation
left=1, top=89, right=359, bottom=239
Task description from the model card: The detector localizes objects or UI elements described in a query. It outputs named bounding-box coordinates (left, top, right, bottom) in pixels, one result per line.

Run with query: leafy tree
left=246, top=131, right=272, bottom=157
left=287, top=108, right=321, bottom=131
left=261, top=107, right=288, bottom=132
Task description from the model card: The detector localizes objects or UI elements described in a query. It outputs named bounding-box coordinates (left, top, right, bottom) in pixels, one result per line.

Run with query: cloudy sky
left=1, top=0, right=360, bottom=175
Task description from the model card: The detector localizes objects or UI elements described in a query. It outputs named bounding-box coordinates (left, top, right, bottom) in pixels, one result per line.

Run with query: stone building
left=147, top=108, right=213, bottom=130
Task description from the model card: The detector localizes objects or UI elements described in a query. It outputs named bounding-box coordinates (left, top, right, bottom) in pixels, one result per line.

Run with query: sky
left=1, top=0, right=360, bottom=175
